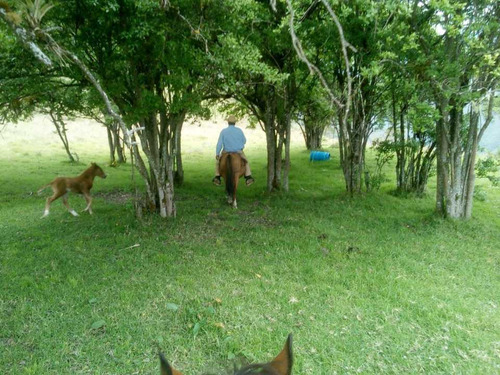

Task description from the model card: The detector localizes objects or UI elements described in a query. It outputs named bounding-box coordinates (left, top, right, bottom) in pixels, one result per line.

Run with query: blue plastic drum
left=310, top=151, right=331, bottom=161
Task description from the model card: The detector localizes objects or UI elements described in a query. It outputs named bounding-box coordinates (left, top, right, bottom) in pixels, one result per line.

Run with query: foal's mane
left=81, top=163, right=100, bottom=176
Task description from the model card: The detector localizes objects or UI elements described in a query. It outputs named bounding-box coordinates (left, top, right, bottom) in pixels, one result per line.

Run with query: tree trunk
left=107, top=126, right=116, bottom=164
left=435, top=91, right=494, bottom=219
left=112, top=123, right=126, bottom=163
left=463, top=93, right=494, bottom=219
left=265, top=116, right=277, bottom=192
left=301, top=122, right=325, bottom=150
left=435, top=97, right=449, bottom=216
left=463, top=112, right=478, bottom=219
left=49, top=111, right=75, bottom=162
left=339, top=117, right=366, bottom=195
left=172, top=112, right=186, bottom=186
left=134, top=111, right=176, bottom=219
left=335, top=80, right=373, bottom=195
left=263, top=93, right=277, bottom=192
left=282, top=109, right=292, bottom=192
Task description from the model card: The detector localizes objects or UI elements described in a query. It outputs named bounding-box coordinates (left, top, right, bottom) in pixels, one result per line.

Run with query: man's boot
left=245, top=175, right=255, bottom=186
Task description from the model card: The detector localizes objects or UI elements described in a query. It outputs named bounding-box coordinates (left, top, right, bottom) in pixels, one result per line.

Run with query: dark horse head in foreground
left=219, top=152, right=247, bottom=209
left=160, top=334, right=293, bottom=375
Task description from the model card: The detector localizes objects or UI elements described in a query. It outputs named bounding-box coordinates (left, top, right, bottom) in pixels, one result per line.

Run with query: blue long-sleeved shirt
left=216, top=125, right=246, bottom=154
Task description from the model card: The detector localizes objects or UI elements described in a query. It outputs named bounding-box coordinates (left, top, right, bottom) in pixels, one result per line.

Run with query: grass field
left=1, top=116, right=499, bottom=374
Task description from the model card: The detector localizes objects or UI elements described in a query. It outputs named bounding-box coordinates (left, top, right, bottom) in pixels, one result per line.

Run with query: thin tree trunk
left=107, top=126, right=116, bottom=164
left=464, top=93, right=495, bottom=218
left=283, top=109, right=292, bottom=192
left=172, top=112, right=186, bottom=186
left=112, top=123, right=126, bottom=163
left=49, top=111, right=75, bottom=162
left=446, top=99, right=464, bottom=218
left=265, top=96, right=277, bottom=193
left=463, top=114, right=478, bottom=219
left=435, top=97, right=449, bottom=216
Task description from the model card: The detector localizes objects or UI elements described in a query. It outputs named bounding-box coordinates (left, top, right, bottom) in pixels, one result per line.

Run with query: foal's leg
left=42, top=189, right=65, bottom=218
left=62, top=194, right=79, bottom=217
left=83, top=192, right=93, bottom=214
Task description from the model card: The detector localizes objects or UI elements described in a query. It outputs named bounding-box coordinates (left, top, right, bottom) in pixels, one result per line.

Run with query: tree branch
left=0, top=10, right=135, bottom=147
left=0, top=8, right=52, bottom=66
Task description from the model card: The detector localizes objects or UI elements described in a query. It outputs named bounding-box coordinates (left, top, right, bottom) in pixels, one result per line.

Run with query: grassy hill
left=1, top=117, right=499, bottom=374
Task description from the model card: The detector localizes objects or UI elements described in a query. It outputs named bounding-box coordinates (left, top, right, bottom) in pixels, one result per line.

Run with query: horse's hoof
left=70, top=210, right=79, bottom=217
left=41, top=210, right=49, bottom=218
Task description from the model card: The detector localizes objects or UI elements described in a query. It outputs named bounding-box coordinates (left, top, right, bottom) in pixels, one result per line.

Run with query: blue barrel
left=310, top=150, right=331, bottom=161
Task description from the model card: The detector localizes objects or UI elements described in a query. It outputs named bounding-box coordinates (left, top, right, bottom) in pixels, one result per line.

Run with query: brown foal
left=160, top=334, right=293, bottom=375
left=38, top=163, right=107, bottom=218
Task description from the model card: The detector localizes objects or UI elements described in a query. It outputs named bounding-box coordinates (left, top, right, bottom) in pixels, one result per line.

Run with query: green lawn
left=1, top=121, right=499, bottom=374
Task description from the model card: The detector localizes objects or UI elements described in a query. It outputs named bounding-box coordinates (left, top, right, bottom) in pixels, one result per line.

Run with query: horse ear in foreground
left=160, top=333, right=293, bottom=375
left=219, top=152, right=247, bottom=209
left=37, top=163, right=107, bottom=218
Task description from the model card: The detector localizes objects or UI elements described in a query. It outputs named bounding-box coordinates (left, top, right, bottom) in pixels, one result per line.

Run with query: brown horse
left=160, top=333, right=293, bottom=375
left=38, top=163, right=107, bottom=218
left=219, top=152, right=246, bottom=209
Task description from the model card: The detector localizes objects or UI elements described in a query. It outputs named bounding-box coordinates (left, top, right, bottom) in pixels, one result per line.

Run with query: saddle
left=221, top=151, right=247, bottom=164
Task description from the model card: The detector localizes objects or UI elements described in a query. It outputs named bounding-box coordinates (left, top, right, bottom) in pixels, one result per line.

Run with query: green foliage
left=407, top=100, right=439, bottom=137
left=367, top=140, right=394, bottom=191
left=0, top=24, right=44, bottom=123
left=19, top=0, right=54, bottom=29
left=476, top=155, right=500, bottom=187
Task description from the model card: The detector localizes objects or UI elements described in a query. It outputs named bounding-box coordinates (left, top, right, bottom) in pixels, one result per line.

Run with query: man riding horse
left=213, top=115, right=255, bottom=186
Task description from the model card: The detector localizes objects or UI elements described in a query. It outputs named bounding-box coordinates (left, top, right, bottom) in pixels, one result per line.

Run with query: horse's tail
left=37, top=183, right=51, bottom=195
left=225, top=154, right=234, bottom=198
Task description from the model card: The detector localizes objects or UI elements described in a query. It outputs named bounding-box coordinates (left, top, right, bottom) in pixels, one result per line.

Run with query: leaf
left=91, top=320, right=105, bottom=330
left=206, top=306, right=216, bottom=315
left=166, top=303, right=179, bottom=311
left=192, top=322, right=201, bottom=336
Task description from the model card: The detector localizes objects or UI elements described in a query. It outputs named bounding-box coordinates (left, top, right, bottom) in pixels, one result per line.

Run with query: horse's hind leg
left=232, top=178, right=239, bottom=209
left=41, top=189, right=64, bottom=218
left=62, top=194, right=79, bottom=217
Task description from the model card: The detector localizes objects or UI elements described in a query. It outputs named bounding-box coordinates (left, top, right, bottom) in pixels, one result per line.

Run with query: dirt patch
left=96, top=191, right=134, bottom=204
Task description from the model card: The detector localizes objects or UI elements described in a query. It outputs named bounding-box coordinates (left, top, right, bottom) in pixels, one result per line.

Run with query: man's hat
left=225, top=115, right=237, bottom=123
